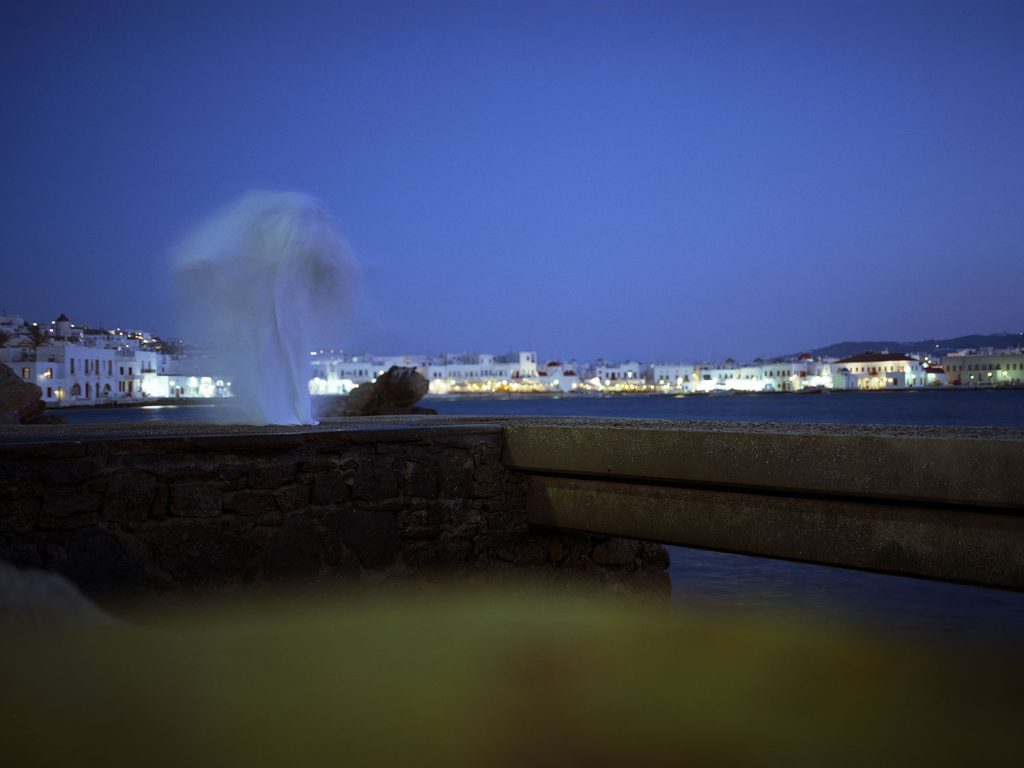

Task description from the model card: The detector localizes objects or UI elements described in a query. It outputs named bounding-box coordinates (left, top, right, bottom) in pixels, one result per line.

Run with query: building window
left=45, top=368, right=53, bottom=379
left=46, top=387, right=52, bottom=398
left=70, top=359, right=75, bottom=374
left=21, top=367, right=30, bottom=379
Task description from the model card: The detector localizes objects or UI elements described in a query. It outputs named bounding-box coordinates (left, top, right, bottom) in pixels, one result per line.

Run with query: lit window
left=21, top=367, right=30, bottom=379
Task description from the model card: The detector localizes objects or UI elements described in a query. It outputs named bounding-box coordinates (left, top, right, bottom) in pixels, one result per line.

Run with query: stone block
left=311, top=470, right=351, bottom=505
left=300, top=455, right=335, bottom=474
left=216, top=462, right=250, bottom=481
left=275, top=485, right=310, bottom=513
left=0, top=497, right=40, bottom=535
left=434, top=499, right=481, bottom=528
left=471, top=442, right=502, bottom=467
left=480, top=497, right=527, bottom=532
left=224, top=490, right=279, bottom=518
left=353, top=458, right=399, bottom=501
left=103, top=474, right=156, bottom=525
left=325, top=505, right=399, bottom=568
left=398, top=525, right=443, bottom=542
left=402, top=461, right=438, bottom=498
left=471, top=464, right=503, bottom=498
left=403, top=536, right=473, bottom=570
left=438, top=451, right=474, bottom=498
left=41, top=457, right=103, bottom=487
left=396, top=504, right=443, bottom=529
left=513, top=536, right=551, bottom=566
left=42, top=489, right=102, bottom=521
left=592, top=538, right=640, bottom=566
left=169, top=483, right=223, bottom=518
left=260, top=515, right=324, bottom=583
left=145, top=519, right=268, bottom=587
left=247, top=461, right=297, bottom=490
left=118, top=455, right=217, bottom=482
left=150, top=484, right=169, bottom=518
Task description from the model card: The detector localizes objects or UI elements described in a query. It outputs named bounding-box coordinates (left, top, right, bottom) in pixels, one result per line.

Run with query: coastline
left=44, top=385, right=1024, bottom=411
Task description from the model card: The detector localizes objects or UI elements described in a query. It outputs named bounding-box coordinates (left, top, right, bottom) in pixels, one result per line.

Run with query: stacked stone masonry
left=0, top=426, right=669, bottom=604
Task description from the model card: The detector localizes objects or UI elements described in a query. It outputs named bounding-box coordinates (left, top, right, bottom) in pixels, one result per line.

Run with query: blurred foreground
left=1, top=587, right=1021, bottom=767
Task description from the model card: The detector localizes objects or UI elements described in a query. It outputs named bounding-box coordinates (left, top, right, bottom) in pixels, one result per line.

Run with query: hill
left=780, top=332, right=1023, bottom=361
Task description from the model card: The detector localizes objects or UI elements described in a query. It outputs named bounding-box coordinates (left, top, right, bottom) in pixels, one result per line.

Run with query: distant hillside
left=781, top=332, right=1023, bottom=361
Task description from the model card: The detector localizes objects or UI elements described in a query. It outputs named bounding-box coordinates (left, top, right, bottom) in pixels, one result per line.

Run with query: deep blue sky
left=2, top=0, right=1022, bottom=362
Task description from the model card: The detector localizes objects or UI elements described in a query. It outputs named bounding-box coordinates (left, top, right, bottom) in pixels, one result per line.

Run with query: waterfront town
left=1, top=311, right=1022, bottom=407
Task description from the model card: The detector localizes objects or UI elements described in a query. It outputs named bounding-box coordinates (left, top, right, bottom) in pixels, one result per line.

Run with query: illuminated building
left=425, top=352, right=540, bottom=394
left=941, top=349, right=1024, bottom=387
left=0, top=313, right=227, bottom=405
left=831, top=353, right=925, bottom=390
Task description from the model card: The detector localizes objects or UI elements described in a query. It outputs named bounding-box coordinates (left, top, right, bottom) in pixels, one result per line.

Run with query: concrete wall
left=0, top=424, right=670, bottom=605
left=502, top=420, right=1024, bottom=589
left=4, top=415, right=1020, bottom=600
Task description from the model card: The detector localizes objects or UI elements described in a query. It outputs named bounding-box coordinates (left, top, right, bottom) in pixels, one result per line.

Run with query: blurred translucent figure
left=174, top=192, right=356, bottom=425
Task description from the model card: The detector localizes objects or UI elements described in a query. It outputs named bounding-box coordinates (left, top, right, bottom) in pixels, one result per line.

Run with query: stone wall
left=0, top=424, right=669, bottom=605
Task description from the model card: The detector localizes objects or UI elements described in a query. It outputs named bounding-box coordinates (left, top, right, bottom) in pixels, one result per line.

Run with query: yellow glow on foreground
left=0, top=589, right=1019, bottom=766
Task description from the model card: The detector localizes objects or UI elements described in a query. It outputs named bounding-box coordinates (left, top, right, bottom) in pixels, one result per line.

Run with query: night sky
left=2, top=1, right=1022, bottom=362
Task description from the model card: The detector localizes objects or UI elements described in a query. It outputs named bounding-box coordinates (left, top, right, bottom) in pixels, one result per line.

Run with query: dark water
left=60, top=390, right=1024, bottom=644
left=423, top=388, right=1024, bottom=427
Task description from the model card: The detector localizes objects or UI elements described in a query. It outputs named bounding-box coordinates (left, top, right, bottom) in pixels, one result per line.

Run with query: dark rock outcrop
left=0, top=362, right=46, bottom=424
left=319, top=366, right=436, bottom=417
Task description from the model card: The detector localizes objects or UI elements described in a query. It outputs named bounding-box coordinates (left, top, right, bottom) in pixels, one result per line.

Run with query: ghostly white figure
left=173, top=192, right=356, bottom=425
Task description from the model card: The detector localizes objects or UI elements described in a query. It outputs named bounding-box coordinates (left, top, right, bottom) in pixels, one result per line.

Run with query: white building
left=539, top=360, right=581, bottom=393
left=651, top=355, right=834, bottom=394
left=941, top=349, right=1024, bottom=387
left=652, top=364, right=699, bottom=392
left=832, top=353, right=925, bottom=390
left=591, top=361, right=645, bottom=390
left=309, top=352, right=428, bottom=395
left=0, top=313, right=227, bottom=405
left=424, top=352, right=539, bottom=394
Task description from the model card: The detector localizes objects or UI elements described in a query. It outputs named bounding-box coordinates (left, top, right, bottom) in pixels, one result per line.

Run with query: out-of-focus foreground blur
left=1, top=588, right=1020, bottom=767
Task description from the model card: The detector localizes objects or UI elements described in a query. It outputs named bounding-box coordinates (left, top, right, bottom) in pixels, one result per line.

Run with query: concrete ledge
left=503, top=422, right=1024, bottom=510
left=500, top=419, right=1024, bottom=589
left=0, top=419, right=502, bottom=450
left=526, top=475, right=1024, bottom=589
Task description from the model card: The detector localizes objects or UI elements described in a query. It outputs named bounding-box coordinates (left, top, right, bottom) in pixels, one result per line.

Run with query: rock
left=592, top=538, right=640, bottom=566
left=0, top=362, right=46, bottom=424
left=0, top=559, right=110, bottom=625
left=341, top=366, right=435, bottom=417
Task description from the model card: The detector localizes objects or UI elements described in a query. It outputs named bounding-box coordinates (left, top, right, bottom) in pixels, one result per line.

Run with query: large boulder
left=0, top=362, right=46, bottom=424
left=318, top=366, right=435, bottom=417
